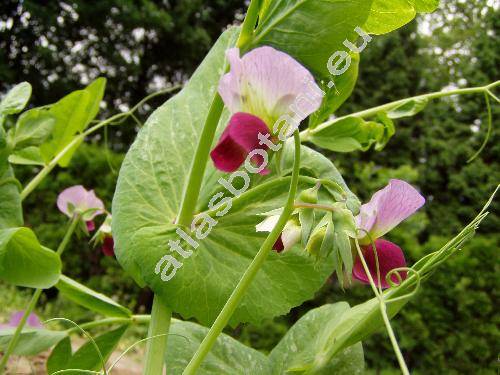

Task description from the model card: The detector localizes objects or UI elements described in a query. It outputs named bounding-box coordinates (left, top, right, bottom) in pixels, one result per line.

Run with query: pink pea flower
left=211, top=46, right=322, bottom=173
left=57, top=185, right=105, bottom=229
left=0, top=311, right=43, bottom=331
left=352, top=179, right=425, bottom=288
left=90, top=214, right=115, bottom=257
left=256, top=210, right=301, bottom=253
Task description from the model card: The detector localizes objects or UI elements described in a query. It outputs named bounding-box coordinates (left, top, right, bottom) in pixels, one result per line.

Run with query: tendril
left=45, top=317, right=108, bottom=375
left=467, top=92, right=493, bottom=163
left=385, top=267, right=422, bottom=304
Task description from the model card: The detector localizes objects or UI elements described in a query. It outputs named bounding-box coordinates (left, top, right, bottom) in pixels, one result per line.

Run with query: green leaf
left=0, top=328, right=66, bottom=356
left=250, top=0, right=373, bottom=78
left=0, top=82, right=32, bottom=116
left=364, top=0, right=416, bottom=35
left=374, top=111, right=395, bottom=150
left=323, top=295, right=409, bottom=360
left=386, top=97, right=428, bottom=119
left=0, top=227, right=61, bottom=288
left=46, top=336, right=72, bottom=374
left=56, top=275, right=132, bottom=318
left=269, top=303, right=364, bottom=374
left=40, top=77, right=106, bottom=167
left=363, top=0, right=439, bottom=35
left=412, top=0, right=440, bottom=13
left=8, top=146, right=45, bottom=166
left=112, top=28, right=354, bottom=327
left=0, top=167, right=23, bottom=228
left=309, top=54, right=360, bottom=127
left=166, top=320, right=271, bottom=374
left=10, top=107, right=55, bottom=149
left=47, top=325, right=128, bottom=375
left=309, top=116, right=385, bottom=153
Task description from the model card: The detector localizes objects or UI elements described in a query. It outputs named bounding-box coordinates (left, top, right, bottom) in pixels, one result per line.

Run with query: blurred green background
left=1, top=0, right=498, bottom=373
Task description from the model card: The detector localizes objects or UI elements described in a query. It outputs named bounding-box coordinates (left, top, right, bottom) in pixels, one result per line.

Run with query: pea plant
left=0, top=1, right=498, bottom=374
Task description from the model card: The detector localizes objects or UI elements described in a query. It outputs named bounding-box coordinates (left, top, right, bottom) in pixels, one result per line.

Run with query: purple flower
left=0, top=311, right=43, bottom=331
left=210, top=112, right=271, bottom=174
left=57, top=185, right=105, bottom=223
left=353, top=239, right=408, bottom=289
left=256, top=210, right=301, bottom=253
left=212, top=46, right=322, bottom=173
left=353, top=179, right=425, bottom=288
left=101, top=236, right=115, bottom=257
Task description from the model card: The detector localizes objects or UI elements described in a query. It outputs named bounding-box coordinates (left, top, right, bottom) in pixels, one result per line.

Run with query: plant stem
left=20, top=86, right=180, bottom=201
left=354, top=239, right=410, bottom=375
left=0, top=215, right=80, bottom=374
left=236, top=0, right=260, bottom=47
left=143, top=295, right=172, bottom=375
left=300, top=82, right=500, bottom=141
left=176, top=94, right=224, bottom=226
left=182, top=131, right=302, bottom=375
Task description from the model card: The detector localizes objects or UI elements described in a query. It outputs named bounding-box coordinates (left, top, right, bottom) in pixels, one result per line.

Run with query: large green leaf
left=0, top=227, right=61, bottom=288
left=56, top=275, right=132, bottom=318
left=364, top=0, right=440, bottom=35
left=47, top=325, right=128, bottom=374
left=113, top=28, right=339, bottom=326
left=0, top=82, right=32, bottom=116
left=40, top=78, right=106, bottom=166
left=250, top=0, right=373, bottom=78
left=0, top=328, right=66, bottom=356
left=0, top=167, right=23, bottom=229
left=166, top=320, right=271, bottom=374
left=269, top=303, right=364, bottom=374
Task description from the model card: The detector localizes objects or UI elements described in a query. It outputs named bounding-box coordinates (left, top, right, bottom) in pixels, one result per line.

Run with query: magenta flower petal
left=102, top=236, right=115, bottom=257
left=1, top=311, right=43, bottom=330
left=356, top=179, right=425, bottom=240
left=57, top=185, right=105, bottom=220
left=219, top=46, right=322, bottom=126
left=210, top=112, right=270, bottom=174
left=352, top=239, right=407, bottom=289
left=273, top=235, right=285, bottom=253
left=86, top=220, right=96, bottom=232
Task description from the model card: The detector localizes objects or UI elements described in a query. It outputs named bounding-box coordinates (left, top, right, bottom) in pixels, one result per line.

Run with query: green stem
left=354, top=239, right=410, bottom=375
left=0, top=216, right=80, bottom=374
left=182, top=131, right=302, bottom=375
left=236, top=0, right=260, bottom=47
left=20, top=86, right=180, bottom=201
left=176, top=94, right=224, bottom=226
left=301, top=82, right=499, bottom=141
left=143, top=295, right=172, bottom=375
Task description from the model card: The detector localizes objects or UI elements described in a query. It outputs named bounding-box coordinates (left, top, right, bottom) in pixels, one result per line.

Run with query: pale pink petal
left=281, top=220, right=301, bottom=250
left=57, top=185, right=87, bottom=217
left=57, top=185, right=104, bottom=219
left=356, top=179, right=425, bottom=240
left=352, top=239, right=407, bottom=289
left=218, top=46, right=322, bottom=127
left=85, top=190, right=105, bottom=219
